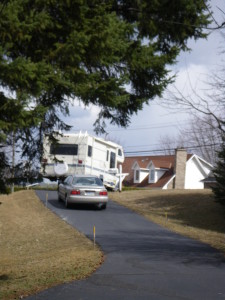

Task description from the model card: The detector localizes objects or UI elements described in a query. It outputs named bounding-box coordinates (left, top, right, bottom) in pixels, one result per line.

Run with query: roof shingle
left=122, top=154, right=192, bottom=188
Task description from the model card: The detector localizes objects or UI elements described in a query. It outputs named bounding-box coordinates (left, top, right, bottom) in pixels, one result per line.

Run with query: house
left=122, top=148, right=213, bottom=189
left=201, top=171, right=217, bottom=189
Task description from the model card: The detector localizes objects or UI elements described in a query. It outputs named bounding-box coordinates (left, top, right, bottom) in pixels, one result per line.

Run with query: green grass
left=31, top=185, right=58, bottom=191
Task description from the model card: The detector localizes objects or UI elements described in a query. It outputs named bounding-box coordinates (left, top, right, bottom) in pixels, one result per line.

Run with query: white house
left=123, top=149, right=213, bottom=189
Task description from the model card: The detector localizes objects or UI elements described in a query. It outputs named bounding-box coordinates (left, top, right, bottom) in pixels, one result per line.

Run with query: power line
left=124, top=138, right=222, bottom=150
left=124, top=143, right=222, bottom=155
left=106, top=123, right=184, bottom=132
left=125, top=142, right=164, bottom=149
left=79, top=120, right=190, bottom=133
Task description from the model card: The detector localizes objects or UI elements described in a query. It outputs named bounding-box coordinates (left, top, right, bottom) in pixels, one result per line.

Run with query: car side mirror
left=58, top=179, right=64, bottom=185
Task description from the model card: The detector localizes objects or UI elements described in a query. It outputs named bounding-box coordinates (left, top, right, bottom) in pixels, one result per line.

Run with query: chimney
left=174, top=148, right=187, bottom=189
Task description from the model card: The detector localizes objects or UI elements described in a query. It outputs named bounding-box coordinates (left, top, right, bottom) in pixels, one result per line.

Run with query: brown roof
left=123, top=154, right=192, bottom=171
left=149, top=159, right=172, bottom=169
left=122, top=154, right=193, bottom=188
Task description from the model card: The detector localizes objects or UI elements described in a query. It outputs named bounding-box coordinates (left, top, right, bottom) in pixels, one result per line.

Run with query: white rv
left=41, top=132, right=127, bottom=190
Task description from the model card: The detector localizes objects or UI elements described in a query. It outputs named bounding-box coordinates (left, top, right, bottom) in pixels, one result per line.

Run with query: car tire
left=58, top=193, right=62, bottom=202
left=96, top=203, right=107, bottom=210
left=101, top=203, right=107, bottom=210
left=65, top=195, right=70, bottom=208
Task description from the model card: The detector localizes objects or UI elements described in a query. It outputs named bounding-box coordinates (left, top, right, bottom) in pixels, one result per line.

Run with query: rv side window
left=118, top=149, right=122, bottom=156
left=110, top=152, right=116, bottom=169
left=106, top=150, right=109, bottom=161
left=88, top=145, right=92, bottom=157
left=50, top=144, right=78, bottom=155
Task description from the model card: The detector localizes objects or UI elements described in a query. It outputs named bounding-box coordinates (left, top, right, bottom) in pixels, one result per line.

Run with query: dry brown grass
left=0, top=190, right=103, bottom=300
left=109, top=189, right=225, bottom=254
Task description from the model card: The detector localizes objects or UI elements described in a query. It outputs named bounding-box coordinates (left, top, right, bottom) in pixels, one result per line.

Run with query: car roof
left=72, top=174, right=99, bottom=178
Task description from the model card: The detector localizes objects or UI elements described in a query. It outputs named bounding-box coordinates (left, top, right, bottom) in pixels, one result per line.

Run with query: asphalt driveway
left=27, top=190, right=225, bottom=300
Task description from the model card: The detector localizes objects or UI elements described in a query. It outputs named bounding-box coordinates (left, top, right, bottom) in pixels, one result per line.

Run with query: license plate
left=85, top=191, right=95, bottom=196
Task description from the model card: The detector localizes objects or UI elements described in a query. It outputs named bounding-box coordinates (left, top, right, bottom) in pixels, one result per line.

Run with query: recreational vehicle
left=41, top=132, right=127, bottom=190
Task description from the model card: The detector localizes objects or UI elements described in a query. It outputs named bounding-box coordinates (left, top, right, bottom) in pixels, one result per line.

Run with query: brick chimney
left=174, top=148, right=187, bottom=189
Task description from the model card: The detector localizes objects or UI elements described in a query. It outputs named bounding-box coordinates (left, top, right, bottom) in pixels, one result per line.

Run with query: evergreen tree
left=0, top=91, right=45, bottom=191
left=0, top=1, right=211, bottom=191
left=0, top=150, right=9, bottom=193
left=213, top=142, right=225, bottom=205
left=0, top=0, right=211, bottom=132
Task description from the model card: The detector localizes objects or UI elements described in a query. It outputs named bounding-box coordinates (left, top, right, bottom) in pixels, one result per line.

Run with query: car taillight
left=99, top=191, right=108, bottom=196
left=71, top=190, right=80, bottom=195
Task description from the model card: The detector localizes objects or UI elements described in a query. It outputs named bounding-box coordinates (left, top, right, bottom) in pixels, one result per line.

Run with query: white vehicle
left=41, top=131, right=127, bottom=190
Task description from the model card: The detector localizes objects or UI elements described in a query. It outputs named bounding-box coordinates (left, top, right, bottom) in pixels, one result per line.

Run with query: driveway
left=27, top=190, right=225, bottom=299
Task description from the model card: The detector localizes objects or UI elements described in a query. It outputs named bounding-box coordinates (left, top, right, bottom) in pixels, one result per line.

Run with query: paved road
left=27, top=190, right=225, bottom=300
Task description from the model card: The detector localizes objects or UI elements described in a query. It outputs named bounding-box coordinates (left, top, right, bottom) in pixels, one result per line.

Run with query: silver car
left=58, top=175, right=108, bottom=209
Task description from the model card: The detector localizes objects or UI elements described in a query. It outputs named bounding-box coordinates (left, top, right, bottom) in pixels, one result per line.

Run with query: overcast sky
left=62, top=0, right=225, bottom=155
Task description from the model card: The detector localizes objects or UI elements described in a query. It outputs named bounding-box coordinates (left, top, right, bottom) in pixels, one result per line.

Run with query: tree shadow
left=48, top=199, right=104, bottom=211
left=35, top=190, right=104, bottom=211
left=0, top=274, right=10, bottom=281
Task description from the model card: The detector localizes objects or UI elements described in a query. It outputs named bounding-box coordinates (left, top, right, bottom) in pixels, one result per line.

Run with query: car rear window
left=72, top=177, right=104, bottom=186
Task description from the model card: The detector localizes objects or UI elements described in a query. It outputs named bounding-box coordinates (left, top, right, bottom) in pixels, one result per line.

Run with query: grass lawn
left=0, top=190, right=103, bottom=300
left=109, top=189, right=225, bottom=254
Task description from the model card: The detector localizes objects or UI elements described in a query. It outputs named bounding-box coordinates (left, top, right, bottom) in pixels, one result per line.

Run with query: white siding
left=197, top=158, right=212, bottom=175
left=148, top=167, right=166, bottom=184
left=133, top=168, right=148, bottom=184
left=162, top=182, right=169, bottom=190
left=140, top=170, right=149, bottom=183
left=156, top=170, right=166, bottom=181
left=87, top=138, right=108, bottom=175
left=185, top=158, right=205, bottom=189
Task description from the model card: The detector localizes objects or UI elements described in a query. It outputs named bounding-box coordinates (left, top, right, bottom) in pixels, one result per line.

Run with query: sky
left=62, top=1, right=225, bottom=156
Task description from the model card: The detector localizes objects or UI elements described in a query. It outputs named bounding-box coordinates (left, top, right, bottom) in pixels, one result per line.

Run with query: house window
left=150, top=170, right=155, bottom=182
left=88, top=145, right=92, bottom=157
left=135, top=170, right=140, bottom=181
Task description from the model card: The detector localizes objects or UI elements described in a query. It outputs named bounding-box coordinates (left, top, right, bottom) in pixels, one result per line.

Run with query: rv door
left=110, top=152, right=116, bottom=169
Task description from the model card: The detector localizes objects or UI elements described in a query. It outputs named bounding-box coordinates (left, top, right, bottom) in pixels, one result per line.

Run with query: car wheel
left=101, top=203, right=107, bottom=210
left=96, top=203, right=107, bottom=210
left=58, top=193, right=61, bottom=202
left=65, top=195, right=70, bottom=208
